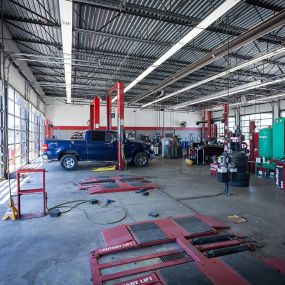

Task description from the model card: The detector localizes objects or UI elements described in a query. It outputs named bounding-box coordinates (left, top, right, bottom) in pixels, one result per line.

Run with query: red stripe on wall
left=52, top=126, right=202, bottom=131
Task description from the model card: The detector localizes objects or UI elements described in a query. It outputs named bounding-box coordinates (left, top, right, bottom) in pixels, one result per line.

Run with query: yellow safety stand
left=2, top=198, right=18, bottom=221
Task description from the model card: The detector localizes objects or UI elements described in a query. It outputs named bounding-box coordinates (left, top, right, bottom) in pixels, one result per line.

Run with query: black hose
left=47, top=199, right=128, bottom=225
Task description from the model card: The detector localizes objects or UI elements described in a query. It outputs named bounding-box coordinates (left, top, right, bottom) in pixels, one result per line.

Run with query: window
left=4, top=84, right=45, bottom=173
left=91, top=131, right=105, bottom=142
left=7, top=90, right=30, bottom=172
left=228, top=117, right=235, bottom=133
left=0, top=81, right=3, bottom=178
left=105, top=132, right=116, bottom=143
left=214, top=121, right=224, bottom=142
left=240, top=113, right=272, bottom=144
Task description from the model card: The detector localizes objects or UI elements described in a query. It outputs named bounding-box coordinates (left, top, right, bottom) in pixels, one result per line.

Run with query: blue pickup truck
left=43, top=130, right=154, bottom=170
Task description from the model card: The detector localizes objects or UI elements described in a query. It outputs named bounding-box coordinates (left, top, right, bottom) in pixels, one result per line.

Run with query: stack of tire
left=228, top=152, right=249, bottom=187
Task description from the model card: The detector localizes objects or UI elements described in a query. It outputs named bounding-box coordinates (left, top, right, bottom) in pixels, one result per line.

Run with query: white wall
left=46, top=98, right=202, bottom=128
left=45, top=98, right=202, bottom=140
left=0, top=23, right=45, bottom=113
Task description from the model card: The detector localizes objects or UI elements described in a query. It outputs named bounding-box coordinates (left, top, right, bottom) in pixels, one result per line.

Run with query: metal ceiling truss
left=3, top=0, right=285, bottom=106
left=129, top=8, right=285, bottom=105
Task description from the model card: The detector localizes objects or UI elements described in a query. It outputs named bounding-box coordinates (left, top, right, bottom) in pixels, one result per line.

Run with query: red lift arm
left=106, top=82, right=125, bottom=171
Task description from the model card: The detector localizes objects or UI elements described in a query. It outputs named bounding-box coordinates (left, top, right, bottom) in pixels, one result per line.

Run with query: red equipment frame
left=106, top=82, right=125, bottom=170
left=78, top=176, right=158, bottom=194
left=90, top=215, right=285, bottom=285
left=16, top=168, right=47, bottom=219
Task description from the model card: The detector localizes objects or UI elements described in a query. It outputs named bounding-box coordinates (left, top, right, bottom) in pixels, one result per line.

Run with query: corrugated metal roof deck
left=2, top=0, right=285, bottom=108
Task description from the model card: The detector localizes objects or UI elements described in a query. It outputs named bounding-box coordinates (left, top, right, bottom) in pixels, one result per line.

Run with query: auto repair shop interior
left=1, top=0, right=285, bottom=284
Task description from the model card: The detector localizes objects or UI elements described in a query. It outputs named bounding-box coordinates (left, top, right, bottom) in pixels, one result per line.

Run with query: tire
left=60, top=154, right=78, bottom=170
left=133, top=152, right=149, bottom=167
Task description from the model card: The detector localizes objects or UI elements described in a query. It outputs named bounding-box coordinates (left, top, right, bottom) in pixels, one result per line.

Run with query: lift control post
left=106, top=82, right=125, bottom=171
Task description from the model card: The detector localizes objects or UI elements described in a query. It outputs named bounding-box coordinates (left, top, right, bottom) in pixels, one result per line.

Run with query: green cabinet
left=273, top=118, right=285, bottom=159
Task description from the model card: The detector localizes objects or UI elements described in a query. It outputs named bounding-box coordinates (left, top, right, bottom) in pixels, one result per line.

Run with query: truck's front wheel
left=133, top=152, right=149, bottom=167
left=60, top=154, right=78, bottom=170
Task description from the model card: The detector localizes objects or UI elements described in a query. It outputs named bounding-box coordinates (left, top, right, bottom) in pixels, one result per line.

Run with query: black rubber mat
left=120, top=177, right=143, bottom=182
left=101, top=182, right=119, bottom=189
left=174, top=216, right=213, bottom=234
left=158, top=263, right=213, bottom=285
left=127, top=181, right=145, bottom=186
left=130, top=222, right=168, bottom=243
left=220, top=252, right=285, bottom=285
left=160, top=251, right=193, bottom=263
left=96, top=175, right=112, bottom=179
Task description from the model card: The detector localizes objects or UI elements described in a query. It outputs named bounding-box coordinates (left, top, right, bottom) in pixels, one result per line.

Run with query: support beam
left=3, top=16, right=60, bottom=27
left=73, top=0, right=283, bottom=44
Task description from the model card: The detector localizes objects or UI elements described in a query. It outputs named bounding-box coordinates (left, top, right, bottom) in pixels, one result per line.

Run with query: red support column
left=207, top=111, right=212, bottom=140
left=249, top=120, right=257, bottom=173
left=116, top=82, right=125, bottom=171
left=106, top=82, right=125, bottom=171
left=45, top=119, right=49, bottom=138
left=224, top=103, right=229, bottom=137
left=106, top=95, right=112, bottom=131
left=202, top=110, right=205, bottom=141
left=94, top=97, right=100, bottom=129
left=45, top=119, right=53, bottom=138
left=90, top=104, right=94, bottom=130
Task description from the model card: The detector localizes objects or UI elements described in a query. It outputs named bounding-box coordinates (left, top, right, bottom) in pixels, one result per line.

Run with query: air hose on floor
left=47, top=199, right=128, bottom=224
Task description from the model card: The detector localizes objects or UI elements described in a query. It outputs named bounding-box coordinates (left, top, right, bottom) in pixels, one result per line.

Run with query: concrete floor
left=0, top=157, right=285, bottom=284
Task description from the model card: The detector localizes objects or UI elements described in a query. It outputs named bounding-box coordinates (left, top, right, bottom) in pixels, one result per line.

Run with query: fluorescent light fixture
left=172, top=81, right=262, bottom=109
left=172, top=76, right=285, bottom=109
left=59, top=0, right=73, bottom=103
left=211, top=92, right=285, bottom=110
left=141, top=47, right=285, bottom=108
left=116, top=0, right=240, bottom=103
left=258, top=92, right=285, bottom=101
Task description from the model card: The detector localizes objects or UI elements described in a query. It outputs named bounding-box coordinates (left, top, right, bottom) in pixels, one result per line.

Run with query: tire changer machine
left=217, top=106, right=249, bottom=195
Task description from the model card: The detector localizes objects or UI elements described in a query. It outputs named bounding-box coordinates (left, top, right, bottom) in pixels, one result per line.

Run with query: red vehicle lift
left=45, top=119, right=53, bottom=138
left=90, top=96, right=100, bottom=130
left=17, top=168, right=47, bottom=219
left=202, top=110, right=206, bottom=141
left=249, top=120, right=259, bottom=173
left=207, top=110, right=212, bottom=140
left=79, top=175, right=158, bottom=194
left=106, top=82, right=125, bottom=171
left=224, top=103, right=229, bottom=138
left=89, top=215, right=285, bottom=285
